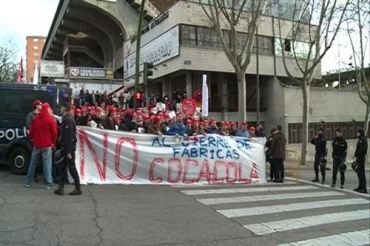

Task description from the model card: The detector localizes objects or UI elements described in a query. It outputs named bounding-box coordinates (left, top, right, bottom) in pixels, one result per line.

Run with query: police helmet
left=319, top=157, right=327, bottom=166
left=339, top=162, right=347, bottom=172
left=54, top=150, right=65, bottom=165
left=351, top=161, right=359, bottom=171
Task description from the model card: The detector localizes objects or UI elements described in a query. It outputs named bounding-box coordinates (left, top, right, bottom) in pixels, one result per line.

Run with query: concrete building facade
left=42, top=0, right=366, bottom=143
left=26, top=36, right=45, bottom=82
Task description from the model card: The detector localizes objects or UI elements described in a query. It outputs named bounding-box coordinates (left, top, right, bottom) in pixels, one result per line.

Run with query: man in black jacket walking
left=331, top=129, right=347, bottom=188
left=354, top=129, right=368, bottom=194
left=54, top=103, right=82, bottom=196
left=311, top=128, right=327, bottom=184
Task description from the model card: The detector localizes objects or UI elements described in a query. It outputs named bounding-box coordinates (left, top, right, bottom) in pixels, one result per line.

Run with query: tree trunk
left=300, top=85, right=310, bottom=166
left=364, top=100, right=370, bottom=135
left=237, top=72, right=247, bottom=123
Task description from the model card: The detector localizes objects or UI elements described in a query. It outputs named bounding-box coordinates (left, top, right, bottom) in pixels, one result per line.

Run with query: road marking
left=218, top=198, right=369, bottom=218
left=172, top=181, right=297, bottom=188
left=286, top=177, right=370, bottom=198
left=182, top=185, right=317, bottom=195
left=197, top=191, right=344, bottom=205
left=244, top=210, right=370, bottom=235
left=279, top=229, right=370, bottom=246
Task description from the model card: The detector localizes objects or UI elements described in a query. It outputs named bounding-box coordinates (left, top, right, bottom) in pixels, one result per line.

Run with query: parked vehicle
left=0, top=83, right=70, bottom=174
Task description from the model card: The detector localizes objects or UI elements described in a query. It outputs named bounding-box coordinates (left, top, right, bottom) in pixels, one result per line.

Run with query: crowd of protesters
left=72, top=88, right=265, bottom=137
left=23, top=87, right=367, bottom=194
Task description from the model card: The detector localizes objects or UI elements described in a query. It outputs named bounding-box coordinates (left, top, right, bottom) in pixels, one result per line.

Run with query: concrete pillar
left=186, top=71, right=192, bottom=98
left=162, top=78, right=171, bottom=97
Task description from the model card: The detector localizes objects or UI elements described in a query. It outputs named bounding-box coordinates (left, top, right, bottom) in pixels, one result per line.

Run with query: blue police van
left=0, top=83, right=70, bottom=174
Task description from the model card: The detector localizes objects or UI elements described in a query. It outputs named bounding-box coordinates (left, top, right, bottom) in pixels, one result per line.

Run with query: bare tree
left=199, top=0, right=268, bottom=122
left=276, top=0, right=349, bottom=165
left=346, top=0, right=370, bottom=134
left=0, top=39, right=18, bottom=82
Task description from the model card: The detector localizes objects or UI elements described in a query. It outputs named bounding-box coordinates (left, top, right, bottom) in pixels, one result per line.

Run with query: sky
left=0, top=0, right=368, bottom=75
left=0, top=0, right=59, bottom=59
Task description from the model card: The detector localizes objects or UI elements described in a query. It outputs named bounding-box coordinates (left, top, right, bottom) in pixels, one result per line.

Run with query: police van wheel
left=9, top=148, right=30, bottom=175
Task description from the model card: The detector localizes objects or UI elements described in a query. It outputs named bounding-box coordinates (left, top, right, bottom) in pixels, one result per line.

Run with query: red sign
left=182, top=98, right=196, bottom=116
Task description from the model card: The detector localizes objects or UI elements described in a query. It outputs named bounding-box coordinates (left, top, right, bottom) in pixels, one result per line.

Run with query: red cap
left=153, top=116, right=161, bottom=124
left=32, top=99, right=42, bottom=109
left=109, top=107, right=117, bottom=114
left=76, top=108, right=81, bottom=113
left=125, top=109, right=133, bottom=117
left=96, top=107, right=102, bottom=112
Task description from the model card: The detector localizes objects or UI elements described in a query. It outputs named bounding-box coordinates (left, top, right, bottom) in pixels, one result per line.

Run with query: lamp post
left=134, top=0, right=147, bottom=108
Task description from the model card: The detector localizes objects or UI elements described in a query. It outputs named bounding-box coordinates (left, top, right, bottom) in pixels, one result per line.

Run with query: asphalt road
left=0, top=164, right=369, bottom=246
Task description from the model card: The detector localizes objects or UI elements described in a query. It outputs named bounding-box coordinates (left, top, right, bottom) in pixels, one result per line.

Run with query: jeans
left=25, top=147, right=53, bottom=186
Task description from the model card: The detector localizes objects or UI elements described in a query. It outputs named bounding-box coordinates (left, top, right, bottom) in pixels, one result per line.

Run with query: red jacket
left=29, top=103, right=58, bottom=148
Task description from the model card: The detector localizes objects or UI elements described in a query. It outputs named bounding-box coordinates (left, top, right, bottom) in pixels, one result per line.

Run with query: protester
left=219, top=121, right=230, bottom=136
left=167, top=114, right=187, bottom=136
left=25, top=103, right=58, bottom=189
left=119, top=109, right=137, bottom=132
left=255, top=124, right=266, bottom=138
left=26, top=99, right=42, bottom=129
left=270, top=125, right=286, bottom=183
left=147, top=116, right=163, bottom=135
left=331, top=129, right=347, bottom=188
left=207, top=118, right=219, bottom=134
left=102, top=108, right=118, bottom=130
left=54, top=103, right=81, bottom=196
left=311, top=128, right=327, bottom=184
left=235, top=122, right=250, bottom=138
left=353, top=129, right=368, bottom=194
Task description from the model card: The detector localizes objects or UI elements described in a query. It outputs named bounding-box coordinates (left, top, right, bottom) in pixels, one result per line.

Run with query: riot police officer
left=331, top=129, right=347, bottom=188
left=311, top=128, right=327, bottom=184
left=54, top=103, right=82, bottom=196
left=354, top=129, right=368, bottom=194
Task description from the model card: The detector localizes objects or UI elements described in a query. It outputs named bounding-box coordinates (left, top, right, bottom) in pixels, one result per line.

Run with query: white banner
left=75, top=127, right=266, bottom=185
left=123, top=25, right=180, bottom=79
left=202, top=74, right=209, bottom=117
left=40, top=60, right=65, bottom=78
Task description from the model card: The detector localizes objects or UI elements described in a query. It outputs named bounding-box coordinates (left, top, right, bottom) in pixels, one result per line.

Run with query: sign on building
left=69, top=67, right=114, bottom=80
left=123, top=25, right=180, bottom=79
left=40, top=60, right=65, bottom=78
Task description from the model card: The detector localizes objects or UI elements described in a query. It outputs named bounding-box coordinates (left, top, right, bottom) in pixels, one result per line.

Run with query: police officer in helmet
left=354, top=129, right=368, bottom=194
left=311, top=128, right=327, bottom=184
left=331, top=129, right=347, bottom=188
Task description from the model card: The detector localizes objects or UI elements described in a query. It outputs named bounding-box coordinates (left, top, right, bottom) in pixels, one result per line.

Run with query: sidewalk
left=284, top=160, right=370, bottom=171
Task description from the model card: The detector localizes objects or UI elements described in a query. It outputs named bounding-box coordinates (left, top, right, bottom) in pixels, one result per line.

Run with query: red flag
left=16, top=57, right=24, bottom=83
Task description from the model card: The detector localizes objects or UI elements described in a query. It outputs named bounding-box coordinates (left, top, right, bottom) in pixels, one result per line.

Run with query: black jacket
left=332, top=137, right=347, bottom=160
left=60, top=114, right=77, bottom=155
left=311, top=135, right=327, bottom=156
left=355, top=136, right=368, bottom=159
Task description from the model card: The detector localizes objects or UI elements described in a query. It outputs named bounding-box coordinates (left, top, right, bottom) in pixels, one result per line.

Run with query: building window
left=180, top=24, right=273, bottom=56
left=288, top=122, right=368, bottom=143
left=33, top=38, right=39, bottom=42
left=284, top=39, right=291, bottom=52
left=253, top=35, right=274, bottom=55
left=33, top=46, right=39, bottom=50
left=181, top=25, right=197, bottom=46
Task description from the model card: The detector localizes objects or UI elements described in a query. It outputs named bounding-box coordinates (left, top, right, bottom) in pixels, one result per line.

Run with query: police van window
left=4, top=94, right=23, bottom=114
left=4, top=93, right=37, bottom=115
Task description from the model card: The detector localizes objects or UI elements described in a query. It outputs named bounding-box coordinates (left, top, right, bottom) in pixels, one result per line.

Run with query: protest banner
left=76, top=127, right=266, bottom=185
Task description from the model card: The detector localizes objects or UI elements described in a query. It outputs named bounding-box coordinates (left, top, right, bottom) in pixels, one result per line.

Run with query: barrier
left=76, top=127, right=266, bottom=185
